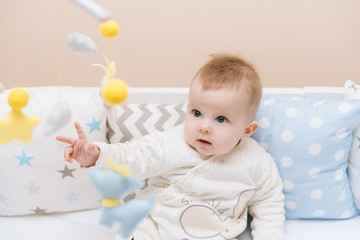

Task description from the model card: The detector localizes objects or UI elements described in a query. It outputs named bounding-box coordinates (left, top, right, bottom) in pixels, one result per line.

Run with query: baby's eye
left=216, top=116, right=227, bottom=123
left=193, top=110, right=202, bottom=117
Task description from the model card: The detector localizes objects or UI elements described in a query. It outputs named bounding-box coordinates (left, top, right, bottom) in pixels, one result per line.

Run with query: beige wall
left=1, top=0, right=359, bottom=89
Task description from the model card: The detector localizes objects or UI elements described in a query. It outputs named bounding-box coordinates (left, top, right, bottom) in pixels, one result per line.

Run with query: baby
left=57, top=53, right=285, bottom=240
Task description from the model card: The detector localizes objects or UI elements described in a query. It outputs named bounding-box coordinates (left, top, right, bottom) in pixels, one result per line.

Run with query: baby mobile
left=69, top=0, right=128, bottom=106
left=69, top=2, right=153, bottom=238
left=47, top=0, right=128, bottom=135
left=0, top=0, right=128, bottom=145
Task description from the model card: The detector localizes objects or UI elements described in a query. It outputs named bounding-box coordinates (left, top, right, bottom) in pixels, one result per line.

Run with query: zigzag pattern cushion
left=107, top=103, right=187, bottom=144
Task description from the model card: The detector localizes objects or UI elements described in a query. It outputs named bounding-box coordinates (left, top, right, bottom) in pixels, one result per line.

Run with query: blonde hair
left=192, top=53, right=263, bottom=120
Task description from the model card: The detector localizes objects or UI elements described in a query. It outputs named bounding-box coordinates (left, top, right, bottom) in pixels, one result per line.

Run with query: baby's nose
left=199, top=121, right=212, bottom=134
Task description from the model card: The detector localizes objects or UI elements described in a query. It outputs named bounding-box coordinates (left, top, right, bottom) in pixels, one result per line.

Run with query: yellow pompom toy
left=93, top=55, right=128, bottom=106
left=101, top=79, right=128, bottom=105
left=100, top=20, right=119, bottom=39
left=8, top=87, right=30, bottom=110
left=0, top=88, right=40, bottom=144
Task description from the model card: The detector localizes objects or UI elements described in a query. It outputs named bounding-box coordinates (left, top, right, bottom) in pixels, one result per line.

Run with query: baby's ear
left=242, top=121, right=258, bottom=139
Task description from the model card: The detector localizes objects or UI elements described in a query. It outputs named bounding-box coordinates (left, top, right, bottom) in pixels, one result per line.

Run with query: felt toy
left=93, top=56, right=128, bottom=105
left=66, top=32, right=98, bottom=55
left=70, top=0, right=111, bottom=21
left=89, top=157, right=156, bottom=239
left=100, top=20, right=119, bottom=39
left=0, top=88, right=40, bottom=144
left=101, top=79, right=128, bottom=105
left=43, top=101, right=72, bottom=135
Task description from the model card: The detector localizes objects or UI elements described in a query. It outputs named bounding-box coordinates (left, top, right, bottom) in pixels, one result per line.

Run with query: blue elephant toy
left=89, top=157, right=156, bottom=239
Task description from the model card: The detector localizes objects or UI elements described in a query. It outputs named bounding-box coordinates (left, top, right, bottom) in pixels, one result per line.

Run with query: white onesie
left=95, top=124, right=285, bottom=240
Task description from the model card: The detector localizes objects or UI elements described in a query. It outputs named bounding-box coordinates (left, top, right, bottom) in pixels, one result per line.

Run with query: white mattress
left=283, top=217, right=360, bottom=240
left=0, top=209, right=114, bottom=240
left=238, top=216, right=360, bottom=240
left=1, top=208, right=360, bottom=240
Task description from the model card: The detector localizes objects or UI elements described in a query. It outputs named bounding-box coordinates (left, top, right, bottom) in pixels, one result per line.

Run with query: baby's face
left=185, top=78, right=256, bottom=156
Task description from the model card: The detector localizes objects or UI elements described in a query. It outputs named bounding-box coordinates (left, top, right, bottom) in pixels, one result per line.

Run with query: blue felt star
left=15, top=150, right=34, bottom=167
left=85, top=117, right=101, bottom=133
left=65, top=191, right=79, bottom=202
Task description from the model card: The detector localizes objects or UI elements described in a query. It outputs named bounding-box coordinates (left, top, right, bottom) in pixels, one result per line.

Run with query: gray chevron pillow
left=106, top=103, right=187, bottom=144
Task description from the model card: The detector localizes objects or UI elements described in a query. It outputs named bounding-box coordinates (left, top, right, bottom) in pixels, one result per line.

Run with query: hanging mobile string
left=57, top=0, right=66, bottom=86
left=13, top=0, right=21, bottom=87
left=106, top=37, right=112, bottom=63
left=106, top=0, right=113, bottom=62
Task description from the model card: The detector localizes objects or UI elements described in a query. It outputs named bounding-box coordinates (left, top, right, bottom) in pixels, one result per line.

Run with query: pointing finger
left=74, top=121, right=87, bottom=140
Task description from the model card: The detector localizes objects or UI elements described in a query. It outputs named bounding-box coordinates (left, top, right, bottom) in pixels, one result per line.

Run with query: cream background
left=0, top=0, right=359, bottom=89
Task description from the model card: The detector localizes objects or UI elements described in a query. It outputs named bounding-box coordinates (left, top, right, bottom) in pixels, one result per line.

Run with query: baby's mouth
left=198, top=139, right=211, bottom=146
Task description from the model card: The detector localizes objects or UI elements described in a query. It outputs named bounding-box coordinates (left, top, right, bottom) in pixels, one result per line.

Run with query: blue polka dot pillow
left=344, top=80, right=360, bottom=211
left=252, top=95, right=360, bottom=219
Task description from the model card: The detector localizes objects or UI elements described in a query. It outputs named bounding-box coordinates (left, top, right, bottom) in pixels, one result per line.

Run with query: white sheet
left=1, top=209, right=360, bottom=240
left=237, top=216, right=360, bottom=240
left=283, top=217, right=360, bottom=240
left=0, top=209, right=114, bottom=240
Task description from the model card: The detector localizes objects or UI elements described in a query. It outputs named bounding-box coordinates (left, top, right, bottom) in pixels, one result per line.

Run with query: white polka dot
left=286, top=108, right=298, bottom=118
left=335, top=149, right=345, bottom=161
left=335, top=169, right=344, bottom=181
left=336, top=128, right=347, bottom=138
left=286, top=201, right=297, bottom=210
left=259, top=142, right=268, bottom=150
left=264, top=99, right=275, bottom=106
left=308, top=168, right=320, bottom=178
left=341, top=210, right=352, bottom=219
left=338, top=103, right=351, bottom=113
left=309, top=117, right=322, bottom=128
left=281, top=131, right=293, bottom=142
left=313, top=209, right=325, bottom=217
left=311, top=189, right=323, bottom=200
left=309, top=143, right=322, bottom=155
left=258, top=117, right=270, bottom=129
left=281, top=156, right=293, bottom=167
left=283, top=180, right=295, bottom=190
left=338, top=190, right=346, bottom=202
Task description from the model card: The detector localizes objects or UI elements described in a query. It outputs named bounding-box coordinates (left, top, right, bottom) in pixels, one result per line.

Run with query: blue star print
left=85, top=117, right=101, bottom=133
left=66, top=191, right=79, bottom=202
left=15, top=150, right=34, bottom=167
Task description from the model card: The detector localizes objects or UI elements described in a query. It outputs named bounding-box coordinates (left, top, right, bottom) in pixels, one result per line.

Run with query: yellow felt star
left=0, top=88, right=40, bottom=145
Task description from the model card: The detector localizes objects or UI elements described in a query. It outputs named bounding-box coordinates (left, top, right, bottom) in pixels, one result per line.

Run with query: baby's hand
left=56, top=121, right=100, bottom=167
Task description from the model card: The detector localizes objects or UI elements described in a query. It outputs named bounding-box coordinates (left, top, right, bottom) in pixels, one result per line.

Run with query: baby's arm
left=94, top=131, right=168, bottom=179
left=56, top=121, right=100, bottom=167
left=94, top=125, right=188, bottom=180
left=248, top=152, right=285, bottom=240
